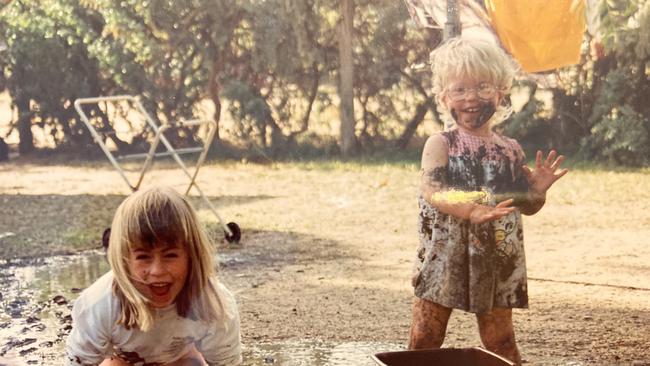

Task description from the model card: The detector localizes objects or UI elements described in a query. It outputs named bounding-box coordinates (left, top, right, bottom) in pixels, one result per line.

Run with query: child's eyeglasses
left=446, top=83, right=499, bottom=101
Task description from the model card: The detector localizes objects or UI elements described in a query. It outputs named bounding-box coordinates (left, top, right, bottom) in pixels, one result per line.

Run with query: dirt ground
left=1, top=157, right=649, bottom=365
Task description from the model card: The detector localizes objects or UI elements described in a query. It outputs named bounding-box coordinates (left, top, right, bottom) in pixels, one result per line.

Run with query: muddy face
left=443, top=77, right=501, bottom=133
left=450, top=101, right=496, bottom=130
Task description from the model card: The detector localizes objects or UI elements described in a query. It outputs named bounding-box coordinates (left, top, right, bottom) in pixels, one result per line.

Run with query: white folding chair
left=74, top=95, right=240, bottom=243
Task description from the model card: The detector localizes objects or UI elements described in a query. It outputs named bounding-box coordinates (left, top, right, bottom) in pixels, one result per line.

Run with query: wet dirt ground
left=1, top=160, right=650, bottom=365
left=0, top=250, right=400, bottom=366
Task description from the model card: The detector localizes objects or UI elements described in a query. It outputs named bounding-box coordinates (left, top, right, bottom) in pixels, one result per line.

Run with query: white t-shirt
left=65, top=271, right=242, bottom=366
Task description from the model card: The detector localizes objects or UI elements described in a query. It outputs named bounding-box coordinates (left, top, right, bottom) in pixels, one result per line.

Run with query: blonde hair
left=429, top=38, right=518, bottom=126
left=107, top=186, right=230, bottom=331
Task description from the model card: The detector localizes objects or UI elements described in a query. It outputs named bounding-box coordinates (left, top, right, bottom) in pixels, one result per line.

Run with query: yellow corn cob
left=431, top=189, right=492, bottom=205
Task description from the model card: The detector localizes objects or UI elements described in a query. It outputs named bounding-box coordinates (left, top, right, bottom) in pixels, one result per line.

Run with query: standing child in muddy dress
left=65, top=186, right=242, bottom=366
left=409, top=38, right=568, bottom=365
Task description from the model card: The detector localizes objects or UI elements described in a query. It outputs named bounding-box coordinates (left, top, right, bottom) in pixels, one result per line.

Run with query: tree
left=338, top=0, right=357, bottom=156
left=9, top=0, right=645, bottom=166
left=583, top=0, right=650, bottom=165
left=221, top=0, right=338, bottom=154
left=0, top=0, right=247, bottom=153
left=352, top=0, right=440, bottom=151
left=0, top=0, right=108, bottom=153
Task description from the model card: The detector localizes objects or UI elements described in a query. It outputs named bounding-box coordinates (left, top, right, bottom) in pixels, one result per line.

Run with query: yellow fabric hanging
left=484, top=0, right=586, bottom=73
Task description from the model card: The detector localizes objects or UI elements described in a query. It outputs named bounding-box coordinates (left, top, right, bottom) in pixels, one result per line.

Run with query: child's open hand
left=522, top=150, right=569, bottom=195
left=469, top=199, right=515, bottom=224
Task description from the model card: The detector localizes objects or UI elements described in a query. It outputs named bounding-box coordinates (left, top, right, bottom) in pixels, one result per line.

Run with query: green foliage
left=93, top=0, right=225, bottom=121
left=2, top=0, right=646, bottom=165
left=221, top=0, right=338, bottom=153
left=0, top=0, right=106, bottom=151
left=588, top=103, right=649, bottom=165
left=0, top=0, right=246, bottom=152
left=584, top=0, right=650, bottom=166
left=0, top=0, right=437, bottom=157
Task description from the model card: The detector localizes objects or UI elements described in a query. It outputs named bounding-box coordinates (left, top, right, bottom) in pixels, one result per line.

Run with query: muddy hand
left=522, top=150, right=569, bottom=195
left=469, top=199, right=515, bottom=224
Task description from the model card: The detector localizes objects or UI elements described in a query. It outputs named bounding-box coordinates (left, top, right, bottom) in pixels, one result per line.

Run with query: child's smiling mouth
left=149, top=283, right=172, bottom=297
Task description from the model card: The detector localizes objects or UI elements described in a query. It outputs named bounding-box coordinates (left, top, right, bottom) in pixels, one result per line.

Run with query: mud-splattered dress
left=412, top=128, right=530, bottom=313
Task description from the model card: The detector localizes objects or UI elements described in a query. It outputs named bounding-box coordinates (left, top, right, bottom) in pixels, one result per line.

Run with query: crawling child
left=66, top=186, right=242, bottom=366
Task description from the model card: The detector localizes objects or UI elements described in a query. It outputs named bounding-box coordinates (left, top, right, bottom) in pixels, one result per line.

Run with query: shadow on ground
left=0, top=193, right=274, bottom=260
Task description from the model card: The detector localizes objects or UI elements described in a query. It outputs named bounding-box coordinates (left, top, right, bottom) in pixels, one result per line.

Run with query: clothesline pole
left=444, top=0, right=461, bottom=40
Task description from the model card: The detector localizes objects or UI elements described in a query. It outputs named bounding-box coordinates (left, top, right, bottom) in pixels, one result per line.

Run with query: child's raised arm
left=420, top=134, right=515, bottom=224
left=516, top=150, right=569, bottom=215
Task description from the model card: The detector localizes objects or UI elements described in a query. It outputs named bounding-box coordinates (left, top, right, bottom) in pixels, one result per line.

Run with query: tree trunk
left=338, top=0, right=357, bottom=156
left=209, top=58, right=222, bottom=140
left=395, top=98, right=432, bottom=150
left=16, top=98, right=34, bottom=155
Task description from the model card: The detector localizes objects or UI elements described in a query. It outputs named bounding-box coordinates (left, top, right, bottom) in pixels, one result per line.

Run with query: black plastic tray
left=371, top=347, right=515, bottom=366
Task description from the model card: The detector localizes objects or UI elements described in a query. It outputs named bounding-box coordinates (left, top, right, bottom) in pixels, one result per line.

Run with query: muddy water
left=243, top=340, right=403, bottom=366
left=0, top=251, right=110, bottom=365
left=0, top=251, right=403, bottom=365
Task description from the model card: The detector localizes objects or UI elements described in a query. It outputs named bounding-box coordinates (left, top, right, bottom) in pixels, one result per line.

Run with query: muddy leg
left=476, top=307, right=522, bottom=365
left=408, top=297, right=452, bottom=350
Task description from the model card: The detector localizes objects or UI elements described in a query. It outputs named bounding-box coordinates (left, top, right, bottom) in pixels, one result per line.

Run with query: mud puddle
left=0, top=251, right=110, bottom=364
left=242, top=340, right=403, bottom=366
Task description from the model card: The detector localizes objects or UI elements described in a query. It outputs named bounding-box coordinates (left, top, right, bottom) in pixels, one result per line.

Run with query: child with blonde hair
left=66, top=186, right=242, bottom=366
left=409, top=38, right=568, bottom=364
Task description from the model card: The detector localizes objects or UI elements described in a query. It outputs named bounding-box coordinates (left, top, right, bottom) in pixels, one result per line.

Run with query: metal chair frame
left=74, top=95, right=238, bottom=241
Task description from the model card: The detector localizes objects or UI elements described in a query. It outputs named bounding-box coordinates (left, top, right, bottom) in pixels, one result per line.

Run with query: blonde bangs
left=124, top=190, right=193, bottom=251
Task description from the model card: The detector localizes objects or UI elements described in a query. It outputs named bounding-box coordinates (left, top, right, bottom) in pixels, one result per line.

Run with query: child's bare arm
left=420, top=134, right=514, bottom=224
left=419, top=134, right=448, bottom=202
